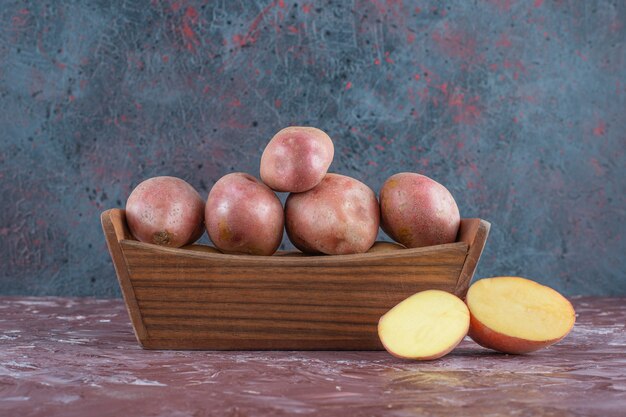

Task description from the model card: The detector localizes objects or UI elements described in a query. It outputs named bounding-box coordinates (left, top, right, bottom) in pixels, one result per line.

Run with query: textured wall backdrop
left=1, top=0, right=624, bottom=297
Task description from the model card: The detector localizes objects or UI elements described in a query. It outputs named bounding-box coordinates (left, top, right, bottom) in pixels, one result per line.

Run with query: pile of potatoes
left=125, top=126, right=461, bottom=255
left=124, top=126, right=577, bottom=360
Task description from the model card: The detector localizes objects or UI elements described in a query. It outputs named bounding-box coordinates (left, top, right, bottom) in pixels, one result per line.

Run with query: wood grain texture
left=455, top=218, right=491, bottom=297
left=101, top=209, right=490, bottom=350
left=100, top=210, right=148, bottom=341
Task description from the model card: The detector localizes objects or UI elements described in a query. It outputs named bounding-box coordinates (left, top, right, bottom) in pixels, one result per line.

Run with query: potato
left=380, top=173, right=460, bottom=248
left=466, top=277, right=576, bottom=354
left=285, top=173, right=379, bottom=255
left=378, top=290, right=470, bottom=360
left=260, top=126, right=334, bottom=193
left=125, top=176, right=204, bottom=247
left=205, top=173, right=283, bottom=255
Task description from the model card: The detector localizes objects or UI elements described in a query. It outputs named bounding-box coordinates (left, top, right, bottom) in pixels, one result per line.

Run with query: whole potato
left=205, top=173, right=283, bottom=255
left=285, top=173, right=379, bottom=255
left=380, top=173, right=460, bottom=248
left=126, top=176, right=205, bottom=247
left=260, top=126, right=334, bottom=193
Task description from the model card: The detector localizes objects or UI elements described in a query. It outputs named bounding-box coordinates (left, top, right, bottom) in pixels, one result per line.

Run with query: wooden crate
left=101, top=209, right=490, bottom=350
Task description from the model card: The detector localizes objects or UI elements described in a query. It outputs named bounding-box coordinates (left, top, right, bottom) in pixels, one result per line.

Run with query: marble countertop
left=1, top=296, right=625, bottom=416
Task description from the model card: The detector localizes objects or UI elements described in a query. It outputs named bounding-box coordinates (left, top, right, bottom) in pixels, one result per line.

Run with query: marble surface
left=3, top=1, right=625, bottom=298
left=1, top=296, right=625, bottom=416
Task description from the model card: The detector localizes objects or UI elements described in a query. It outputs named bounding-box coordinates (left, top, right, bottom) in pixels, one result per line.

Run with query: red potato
left=125, top=176, right=205, bottom=247
left=205, top=173, right=283, bottom=255
left=466, top=277, right=576, bottom=354
left=260, top=126, right=334, bottom=193
left=380, top=173, right=460, bottom=248
left=285, top=173, right=380, bottom=255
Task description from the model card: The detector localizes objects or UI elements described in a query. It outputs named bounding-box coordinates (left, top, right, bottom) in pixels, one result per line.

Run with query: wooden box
left=101, top=209, right=490, bottom=350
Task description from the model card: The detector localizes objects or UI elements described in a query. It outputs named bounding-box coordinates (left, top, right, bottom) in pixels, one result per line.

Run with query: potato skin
left=205, top=173, right=283, bottom=255
left=380, top=173, right=460, bottom=248
left=467, top=313, right=558, bottom=354
left=285, top=173, right=380, bottom=255
left=260, top=126, right=334, bottom=193
left=125, top=176, right=205, bottom=248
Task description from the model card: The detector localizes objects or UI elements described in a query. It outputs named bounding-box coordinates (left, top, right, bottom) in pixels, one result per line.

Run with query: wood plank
left=143, top=318, right=375, bottom=334
left=127, top=268, right=462, bottom=287
left=132, top=283, right=456, bottom=305
left=145, top=329, right=375, bottom=341
left=140, top=337, right=384, bottom=350
left=138, top=300, right=383, bottom=313
left=103, top=208, right=489, bottom=350
left=141, top=310, right=382, bottom=325
left=455, top=219, right=491, bottom=298
left=100, top=209, right=148, bottom=343
left=120, top=239, right=469, bottom=267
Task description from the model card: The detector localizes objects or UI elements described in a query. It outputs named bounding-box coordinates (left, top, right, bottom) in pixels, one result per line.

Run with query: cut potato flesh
left=378, top=290, right=469, bottom=360
left=466, top=277, right=576, bottom=353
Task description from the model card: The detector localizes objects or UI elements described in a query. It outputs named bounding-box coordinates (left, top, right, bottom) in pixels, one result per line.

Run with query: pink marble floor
left=1, top=297, right=625, bottom=416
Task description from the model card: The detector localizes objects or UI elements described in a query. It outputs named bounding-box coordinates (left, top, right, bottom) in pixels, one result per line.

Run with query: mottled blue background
left=1, top=0, right=624, bottom=297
